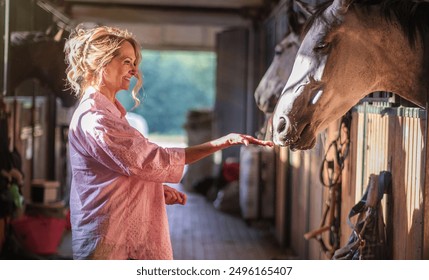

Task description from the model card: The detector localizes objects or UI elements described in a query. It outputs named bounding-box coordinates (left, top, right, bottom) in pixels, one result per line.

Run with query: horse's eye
left=275, top=46, right=283, bottom=55
left=314, top=42, right=329, bottom=52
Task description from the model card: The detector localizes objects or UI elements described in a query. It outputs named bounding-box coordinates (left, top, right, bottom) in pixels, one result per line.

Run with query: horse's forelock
left=303, top=0, right=429, bottom=48
left=302, top=0, right=335, bottom=36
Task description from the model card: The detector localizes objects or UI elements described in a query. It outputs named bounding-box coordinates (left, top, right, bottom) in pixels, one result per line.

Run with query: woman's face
left=102, top=40, right=137, bottom=93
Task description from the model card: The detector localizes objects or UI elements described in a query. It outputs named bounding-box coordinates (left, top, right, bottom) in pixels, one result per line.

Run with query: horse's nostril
left=277, top=116, right=287, bottom=134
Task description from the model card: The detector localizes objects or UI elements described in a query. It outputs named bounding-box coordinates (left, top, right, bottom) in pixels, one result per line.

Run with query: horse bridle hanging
left=303, top=111, right=351, bottom=258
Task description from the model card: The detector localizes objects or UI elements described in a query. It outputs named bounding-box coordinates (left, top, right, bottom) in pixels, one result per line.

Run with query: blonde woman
left=64, top=25, right=272, bottom=260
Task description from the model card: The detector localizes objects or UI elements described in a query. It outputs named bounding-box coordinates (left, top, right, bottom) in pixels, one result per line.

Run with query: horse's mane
left=11, top=31, right=54, bottom=46
left=303, top=0, right=429, bottom=47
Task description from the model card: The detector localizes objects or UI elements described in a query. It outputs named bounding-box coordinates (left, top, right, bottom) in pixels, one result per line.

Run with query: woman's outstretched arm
left=184, top=133, right=273, bottom=165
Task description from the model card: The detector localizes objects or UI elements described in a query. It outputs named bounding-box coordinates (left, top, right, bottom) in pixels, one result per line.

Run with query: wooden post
left=2, top=0, right=10, bottom=97
left=424, top=102, right=429, bottom=260
left=423, top=31, right=429, bottom=260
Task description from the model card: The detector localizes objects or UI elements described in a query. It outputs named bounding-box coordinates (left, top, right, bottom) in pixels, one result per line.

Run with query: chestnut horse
left=272, top=0, right=429, bottom=149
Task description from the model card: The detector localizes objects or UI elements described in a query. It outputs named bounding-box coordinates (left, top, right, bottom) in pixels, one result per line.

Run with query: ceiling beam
left=65, top=1, right=244, bottom=14
left=64, top=0, right=266, bottom=9
left=66, top=6, right=254, bottom=27
left=64, top=0, right=270, bottom=27
left=59, top=0, right=279, bottom=51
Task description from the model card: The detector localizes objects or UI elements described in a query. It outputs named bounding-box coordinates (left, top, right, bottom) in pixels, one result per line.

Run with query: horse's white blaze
left=282, top=54, right=313, bottom=95
left=312, top=90, right=323, bottom=105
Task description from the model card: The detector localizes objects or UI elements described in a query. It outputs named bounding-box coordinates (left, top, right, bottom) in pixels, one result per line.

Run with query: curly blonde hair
left=64, top=25, right=143, bottom=107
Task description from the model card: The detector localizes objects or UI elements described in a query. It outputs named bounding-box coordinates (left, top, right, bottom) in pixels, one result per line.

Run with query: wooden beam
left=65, top=0, right=266, bottom=10
left=63, top=0, right=274, bottom=27
left=66, top=1, right=243, bottom=14
left=67, top=5, right=252, bottom=27
left=422, top=30, right=429, bottom=260
left=424, top=102, right=429, bottom=259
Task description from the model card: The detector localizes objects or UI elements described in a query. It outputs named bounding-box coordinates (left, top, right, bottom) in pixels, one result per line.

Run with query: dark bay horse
left=254, top=32, right=302, bottom=114
left=254, top=0, right=308, bottom=114
left=9, top=31, right=77, bottom=108
left=271, top=0, right=429, bottom=149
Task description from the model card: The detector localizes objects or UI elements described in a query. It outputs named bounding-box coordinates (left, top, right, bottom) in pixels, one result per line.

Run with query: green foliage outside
left=117, top=50, right=216, bottom=135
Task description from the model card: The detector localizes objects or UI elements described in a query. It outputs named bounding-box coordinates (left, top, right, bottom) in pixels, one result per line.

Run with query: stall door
left=214, top=27, right=248, bottom=161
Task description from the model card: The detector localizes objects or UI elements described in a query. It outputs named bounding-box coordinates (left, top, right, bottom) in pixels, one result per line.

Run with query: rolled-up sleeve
left=79, top=110, right=185, bottom=183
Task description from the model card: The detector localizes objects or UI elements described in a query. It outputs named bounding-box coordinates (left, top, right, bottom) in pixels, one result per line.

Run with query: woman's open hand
left=184, top=133, right=274, bottom=165
left=163, top=185, right=187, bottom=205
left=221, top=133, right=274, bottom=147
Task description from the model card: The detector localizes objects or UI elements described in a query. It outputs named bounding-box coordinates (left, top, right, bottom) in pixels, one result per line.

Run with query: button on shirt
left=68, top=88, right=185, bottom=259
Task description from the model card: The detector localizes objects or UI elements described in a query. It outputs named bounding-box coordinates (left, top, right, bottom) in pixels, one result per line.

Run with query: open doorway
left=116, top=49, right=216, bottom=148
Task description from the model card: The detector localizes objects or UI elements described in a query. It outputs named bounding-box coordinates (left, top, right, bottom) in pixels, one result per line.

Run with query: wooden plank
left=307, top=135, right=326, bottom=260
left=405, top=114, right=413, bottom=259
left=411, top=114, right=423, bottom=259
left=401, top=114, right=411, bottom=259
left=422, top=39, right=429, bottom=256
left=385, top=113, right=395, bottom=259
left=340, top=111, right=358, bottom=247
left=408, top=117, right=414, bottom=259
left=289, top=150, right=303, bottom=258
left=354, top=109, right=365, bottom=200
left=275, top=146, right=289, bottom=246
left=422, top=109, right=429, bottom=259
left=405, top=114, right=414, bottom=259
left=301, top=150, right=311, bottom=259
left=395, top=115, right=408, bottom=259
left=420, top=111, right=426, bottom=259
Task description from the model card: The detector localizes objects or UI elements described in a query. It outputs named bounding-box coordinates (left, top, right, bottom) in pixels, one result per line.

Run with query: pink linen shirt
left=68, top=88, right=185, bottom=260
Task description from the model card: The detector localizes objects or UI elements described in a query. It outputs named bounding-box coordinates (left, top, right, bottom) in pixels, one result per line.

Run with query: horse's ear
left=332, top=0, right=354, bottom=14
left=294, top=0, right=315, bottom=18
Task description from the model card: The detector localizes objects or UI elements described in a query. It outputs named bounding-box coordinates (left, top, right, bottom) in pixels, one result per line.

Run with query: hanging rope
left=319, top=111, right=351, bottom=187
left=304, top=111, right=351, bottom=258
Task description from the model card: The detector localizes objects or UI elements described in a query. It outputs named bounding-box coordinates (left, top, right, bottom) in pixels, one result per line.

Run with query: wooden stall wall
left=263, top=0, right=336, bottom=258
left=286, top=102, right=427, bottom=260
left=259, top=0, right=427, bottom=260
left=287, top=122, right=343, bottom=260
left=342, top=104, right=426, bottom=259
